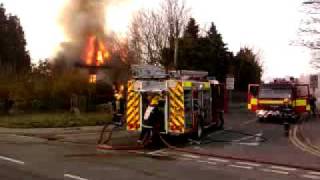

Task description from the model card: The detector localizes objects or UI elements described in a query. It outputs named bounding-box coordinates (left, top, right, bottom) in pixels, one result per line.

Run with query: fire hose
left=96, top=122, right=320, bottom=173
left=96, top=122, right=152, bottom=151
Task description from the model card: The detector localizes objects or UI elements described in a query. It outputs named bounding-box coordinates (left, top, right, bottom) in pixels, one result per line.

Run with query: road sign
left=226, top=77, right=235, bottom=90
left=310, top=75, right=318, bottom=89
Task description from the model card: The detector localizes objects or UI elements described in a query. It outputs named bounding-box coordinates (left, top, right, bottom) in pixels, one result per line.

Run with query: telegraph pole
left=174, top=20, right=179, bottom=70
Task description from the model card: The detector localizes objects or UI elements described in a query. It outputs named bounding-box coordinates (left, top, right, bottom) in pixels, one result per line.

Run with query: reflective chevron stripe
left=169, top=81, right=185, bottom=133
left=126, top=81, right=141, bottom=131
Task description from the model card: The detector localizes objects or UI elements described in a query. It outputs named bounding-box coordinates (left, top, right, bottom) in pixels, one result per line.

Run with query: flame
left=83, top=35, right=110, bottom=66
left=89, top=74, right=97, bottom=84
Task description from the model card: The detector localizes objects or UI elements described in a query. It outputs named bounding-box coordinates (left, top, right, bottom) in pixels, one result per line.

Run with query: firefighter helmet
left=150, top=95, right=160, bottom=105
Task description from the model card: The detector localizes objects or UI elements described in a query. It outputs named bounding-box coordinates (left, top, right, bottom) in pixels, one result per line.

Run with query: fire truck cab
left=248, top=79, right=311, bottom=123
left=126, top=65, right=225, bottom=139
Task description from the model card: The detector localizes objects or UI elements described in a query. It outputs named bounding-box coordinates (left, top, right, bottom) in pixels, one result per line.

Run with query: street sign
left=310, top=75, right=318, bottom=89
left=226, top=77, right=235, bottom=90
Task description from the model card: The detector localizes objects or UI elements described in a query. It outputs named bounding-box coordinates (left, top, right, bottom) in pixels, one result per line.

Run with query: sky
left=0, top=0, right=313, bottom=80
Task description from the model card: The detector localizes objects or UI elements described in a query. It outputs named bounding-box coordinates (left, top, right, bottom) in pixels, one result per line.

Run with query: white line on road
left=208, top=157, right=229, bottom=163
left=0, top=155, right=24, bottom=165
left=197, top=160, right=217, bottom=165
left=229, top=164, right=253, bottom=170
left=237, top=142, right=260, bottom=146
left=270, top=165, right=297, bottom=171
left=309, top=172, right=320, bottom=176
left=261, top=168, right=289, bottom=175
left=64, top=174, right=89, bottom=180
left=147, top=149, right=167, bottom=155
left=301, top=174, right=320, bottom=179
left=182, top=154, right=200, bottom=159
left=242, top=119, right=257, bottom=125
left=235, top=161, right=261, bottom=167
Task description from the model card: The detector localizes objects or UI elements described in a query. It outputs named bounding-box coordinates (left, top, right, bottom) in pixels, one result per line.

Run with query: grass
left=0, top=113, right=112, bottom=128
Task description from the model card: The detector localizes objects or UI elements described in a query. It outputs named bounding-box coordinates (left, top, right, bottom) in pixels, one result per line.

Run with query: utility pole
left=174, top=20, right=179, bottom=70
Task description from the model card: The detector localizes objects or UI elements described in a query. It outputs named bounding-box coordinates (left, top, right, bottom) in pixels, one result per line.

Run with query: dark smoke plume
left=58, top=0, right=107, bottom=62
left=56, top=0, right=130, bottom=84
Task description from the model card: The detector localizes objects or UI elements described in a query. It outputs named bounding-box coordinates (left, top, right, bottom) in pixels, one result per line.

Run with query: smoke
left=56, top=0, right=130, bottom=84
left=61, top=0, right=106, bottom=43
left=56, top=0, right=107, bottom=62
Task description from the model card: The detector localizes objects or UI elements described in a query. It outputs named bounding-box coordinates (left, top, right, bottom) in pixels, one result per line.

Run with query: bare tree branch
left=128, top=0, right=190, bottom=66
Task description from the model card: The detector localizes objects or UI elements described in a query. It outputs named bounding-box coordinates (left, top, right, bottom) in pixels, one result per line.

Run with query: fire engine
left=125, top=65, right=225, bottom=139
left=248, top=79, right=311, bottom=123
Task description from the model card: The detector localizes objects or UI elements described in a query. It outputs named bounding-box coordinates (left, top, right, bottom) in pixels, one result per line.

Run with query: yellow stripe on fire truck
left=169, top=82, right=185, bottom=133
left=259, top=100, right=284, bottom=105
left=126, top=81, right=141, bottom=131
left=248, top=98, right=258, bottom=110
left=294, top=99, right=307, bottom=106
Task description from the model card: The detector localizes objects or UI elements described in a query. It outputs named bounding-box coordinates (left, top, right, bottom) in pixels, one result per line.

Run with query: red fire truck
left=126, top=65, right=226, bottom=139
left=248, top=79, right=311, bottom=123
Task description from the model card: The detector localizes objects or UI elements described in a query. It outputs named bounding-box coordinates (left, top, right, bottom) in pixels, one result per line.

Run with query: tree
left=0, top=4, right=30, bottom=77
left=184, top=18, right=199, bottom=39
left=294, top=1, right=320, bottom=68
left=177, top=21, right=232, bottom=82
left=233, top=47, right=262, bottom=91
left=129, top=0, right=190, bottom=68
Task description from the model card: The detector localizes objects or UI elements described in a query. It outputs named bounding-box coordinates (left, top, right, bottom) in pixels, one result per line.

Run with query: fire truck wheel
left=197, top=123, right=203, bottom=139
left=216, top=112, right=224, bottom=130
left=194, top=118, right=204, bottom=140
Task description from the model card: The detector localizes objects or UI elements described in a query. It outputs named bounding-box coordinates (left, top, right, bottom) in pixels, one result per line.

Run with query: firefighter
left=138, top=94, right=162, bottom=144
left=112, top=83, right=125, bottom=126
left=309, top=94, right=317, bottom=117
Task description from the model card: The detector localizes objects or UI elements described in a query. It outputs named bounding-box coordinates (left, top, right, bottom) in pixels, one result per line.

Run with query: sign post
left=226, top=76, right=235, bottom=113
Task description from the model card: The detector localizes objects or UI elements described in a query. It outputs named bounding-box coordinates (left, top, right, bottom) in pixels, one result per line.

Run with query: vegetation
left=130, top=10, right=262, bottom=85
left=0, top=113, right=111, bottom=128
left=0, top=4, right=30, bottom=76
left=295, top=1, right=320, bottom=68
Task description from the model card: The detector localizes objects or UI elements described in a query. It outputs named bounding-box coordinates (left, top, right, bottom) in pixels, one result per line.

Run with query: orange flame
left=83, top=35, right=110, bottom=66
left=89, top=74, right=97, bottom=84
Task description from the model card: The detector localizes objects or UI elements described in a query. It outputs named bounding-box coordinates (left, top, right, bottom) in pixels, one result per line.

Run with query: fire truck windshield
left=258, top=88, right=292, bottom=99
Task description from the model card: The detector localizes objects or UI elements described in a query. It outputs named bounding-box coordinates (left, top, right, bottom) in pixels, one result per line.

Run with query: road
left=0, top=109, right=320, bottom=180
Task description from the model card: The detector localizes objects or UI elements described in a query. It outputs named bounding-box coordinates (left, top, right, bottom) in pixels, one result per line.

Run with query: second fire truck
left=248, top=79, right=311, bottom=123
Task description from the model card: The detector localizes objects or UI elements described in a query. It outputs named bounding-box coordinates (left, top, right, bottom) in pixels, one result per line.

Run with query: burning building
left=57, top=0, right=129, bottom=84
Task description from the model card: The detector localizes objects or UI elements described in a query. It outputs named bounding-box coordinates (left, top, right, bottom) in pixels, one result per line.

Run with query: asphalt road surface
left=0, top=109, right=320, bottom=180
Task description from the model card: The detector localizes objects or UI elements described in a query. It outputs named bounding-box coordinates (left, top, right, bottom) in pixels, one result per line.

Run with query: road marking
left=237, top=142, right=260, bottom=146
left=147, top=149, right=167, bottom=155
left=309, top=172, right=320, bottom=176
left=270, top=165, right=297, bottom=171
left=233, top=135, right=254, bottom=142
left=242, top=119, right=256, bottom=125
left=208, top=157, right=229, bottom=163
left=197, top=160, right=217, bottom=165
left=0, top=155, right=24, bottom=165
left=229, top=164, right=253, bottom=170
left=64, top=174, right=89, bottom=180
left=301, top=174, right=320, bottom=179
left=182, top=154, right=200, bottom=159
left=208, top=127, right=233, bottom=136
left=290, top=125, right=320, bottom=157
left=261, top=168, right=289, bottom=175
left=128, top=150, right=146, bottom=155
left=235, top=161, right=261, bottom=167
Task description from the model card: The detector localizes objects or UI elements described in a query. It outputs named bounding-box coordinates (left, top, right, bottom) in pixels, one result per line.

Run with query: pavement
left=0, top=108, right=320, bottom=180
